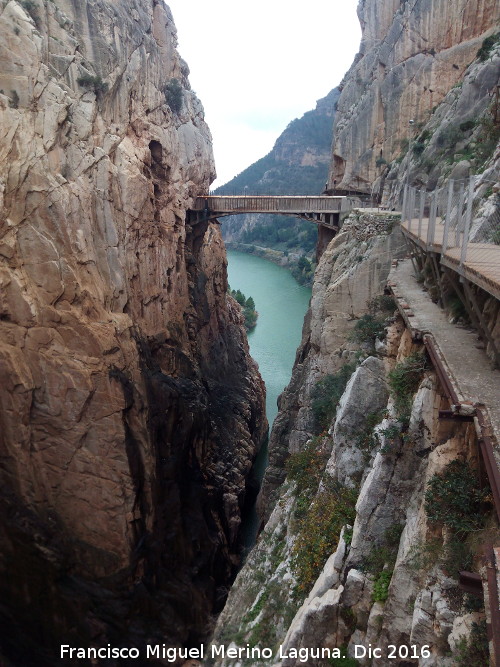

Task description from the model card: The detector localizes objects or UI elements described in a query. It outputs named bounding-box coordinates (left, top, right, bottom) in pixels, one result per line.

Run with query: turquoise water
left=227, top=250, right=311, bottom=548
left=227, top=250, right=311, bottom=431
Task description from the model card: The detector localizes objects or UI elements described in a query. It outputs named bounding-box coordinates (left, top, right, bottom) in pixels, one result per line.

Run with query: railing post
left=408, top=187, right=416, bottom=230
left=427, top=191, right=437, bottom=248
left=406, top=187, right=415, bottom=232
left=455, top=182, right=465, bottom=247
left=442, top=179, right=454, bottom=255
left=460, top=177, right=475, bottom=269
left=418, top=189, right=425, bottom=239
left=402, top=184, right=408, bottom=221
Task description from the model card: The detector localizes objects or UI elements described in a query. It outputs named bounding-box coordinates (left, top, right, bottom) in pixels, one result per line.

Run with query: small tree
left=77, top=73, right=108, bottom=94
left=164, top=78, right=183, bottom=113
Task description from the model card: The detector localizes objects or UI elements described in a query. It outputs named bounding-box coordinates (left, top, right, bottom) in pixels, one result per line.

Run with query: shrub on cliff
left=453, top=620, right=489, bottom=667
left=476, top=32, right=500, bottom=61
left=349, top=314, right=386, bottom=346
left=291, top=479, right=357, bottom=599
left=164, top=78, right=183, bottom=113
left=361, top=523, right=403, bottom=603
left=387, top=352, right=428, bottom=425
left=311, top=361, right=357, bottom=432
left=286, top=436, right=329, bottom=518
left=77, top=73, right=108, bottom=93
left=424, top=460, right=491, bottom=535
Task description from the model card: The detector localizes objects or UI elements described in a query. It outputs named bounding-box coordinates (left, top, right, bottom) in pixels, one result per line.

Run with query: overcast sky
left=166, top=0, right=362, bottom=187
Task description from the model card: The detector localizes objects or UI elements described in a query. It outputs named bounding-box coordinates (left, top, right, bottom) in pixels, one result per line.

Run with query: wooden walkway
left=401, top=218, right=500, bottom=301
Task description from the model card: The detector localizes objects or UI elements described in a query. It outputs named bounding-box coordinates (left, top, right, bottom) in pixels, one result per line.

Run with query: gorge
left=1, top=0, right=500, bottom=666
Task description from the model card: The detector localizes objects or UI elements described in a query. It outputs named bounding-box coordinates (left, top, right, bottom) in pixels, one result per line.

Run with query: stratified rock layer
left=0, top=1, right=266, bottom=663
left=330, top=0, right=498, bottom=193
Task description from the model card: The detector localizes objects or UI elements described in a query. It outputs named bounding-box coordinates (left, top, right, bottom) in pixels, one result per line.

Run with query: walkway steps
left=389, top=259, right=500, bottom=454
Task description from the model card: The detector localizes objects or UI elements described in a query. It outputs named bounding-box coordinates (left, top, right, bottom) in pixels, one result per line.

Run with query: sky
left=165, top=0, right=362, bottom=188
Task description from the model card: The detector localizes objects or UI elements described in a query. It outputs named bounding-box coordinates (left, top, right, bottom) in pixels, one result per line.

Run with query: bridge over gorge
left=187, top=195, right=356, bottom=256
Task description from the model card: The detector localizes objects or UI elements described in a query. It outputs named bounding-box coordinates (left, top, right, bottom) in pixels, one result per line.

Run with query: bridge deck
left=191, top=195, right=344, bottom=215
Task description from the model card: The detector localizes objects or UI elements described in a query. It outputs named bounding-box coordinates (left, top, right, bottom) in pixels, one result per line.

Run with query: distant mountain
left=217, top=88, right=340, bottom=196
left=216, top=89, right=339, bottom=283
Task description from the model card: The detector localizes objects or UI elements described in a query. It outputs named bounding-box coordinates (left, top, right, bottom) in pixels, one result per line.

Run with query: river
left=226, top=250, right=311, bottom=547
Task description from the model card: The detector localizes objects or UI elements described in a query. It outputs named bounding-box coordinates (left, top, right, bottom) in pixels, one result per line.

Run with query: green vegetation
left=246, top=581, right=281, bottom=648
left=242, top=588, right=270, bottom=624
left=286, top=438, right=357, bottom=599
left=372, top=570, right=392, bottom=603
left=349, top=295, right=395, bottom=348
left=9, top=90, right=19, bottom=109
left=453, top=620, right=489, bottom=666
left=409, top=535, right=474, bottom=579
left=424, top=460, right=491, bottom=535
left=291, top=479, right=357, bottom=598
left=349, top=314, right=386, bottom=346
left=387, top=352, right=427, bottom=425
left=286, top=436, right=330, bottom=518
left=436, top=124, right=461, bottom=149
left=476, top=32, right=500, bottom=61
left=77, top=73, right=108, bottom=93
left=459, top=120, right=475, bottom=132
left=355, top=410, right=386, bottom=457
left=361, top=524, right=404, bottom=603
left=412, top=141, right=426, bottom=156
left=311, top=361, right=357, bottom=433
left=417, top=129, right=432, bottom=143
left=368, top=294, right=396, bottom=314
left=329, top=650, right=360, bottom=667
left=292, top=254, right=314, bottom=284
left=20, top=0, right=36, bottom=14
left=475, top=114, right=500, bottom=165
left=377, top=422, right=402, bottom=454
left=230, top=288, right=258, bottom=330
left=240, top=217, right=317, bottom=253
left=447, top=295, right=468, bottom=322
left=164, top=78, right=183, bottom=113
left=411, top=461, right=492, bottom=579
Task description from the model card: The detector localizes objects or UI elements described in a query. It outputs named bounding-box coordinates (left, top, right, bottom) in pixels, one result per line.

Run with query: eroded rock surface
left=0, top=1, right=266, bottom=662
left=330, top=0, right=499, bottom=195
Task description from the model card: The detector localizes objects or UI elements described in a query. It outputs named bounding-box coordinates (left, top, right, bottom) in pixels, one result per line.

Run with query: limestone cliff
left=329, top=0, right=499, bottom=197
left=210, top=216, right=495, bottom=666
left=257, top=212, right=405, bottom=518
left=0, top=0, right=266, bottom=663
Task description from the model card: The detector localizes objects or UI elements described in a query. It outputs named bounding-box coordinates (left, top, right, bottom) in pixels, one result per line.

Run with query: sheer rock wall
left=210, top=222, right=487, bottom=666
left=0, top=0, right=266, bottom=662
left=330, top=0, right=499, bottom=194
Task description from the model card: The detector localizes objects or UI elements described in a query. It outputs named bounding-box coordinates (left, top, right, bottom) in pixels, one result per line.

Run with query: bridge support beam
left=316, top=224, right=337, bottom=261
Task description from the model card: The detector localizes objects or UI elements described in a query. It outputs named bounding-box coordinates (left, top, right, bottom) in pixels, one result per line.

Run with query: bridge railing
left=191, top=195, right=344, bottom=214
left=401, top=176, right=499, bottom=276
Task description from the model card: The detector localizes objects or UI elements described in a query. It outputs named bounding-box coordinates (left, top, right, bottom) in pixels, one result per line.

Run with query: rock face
left=210, top=223, right=490, bottom=665
left=257, top=212, right=405, bottom=517
left=330, top=0, right=499, bottom=195
left=0, top=0, right=266, bottom=663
